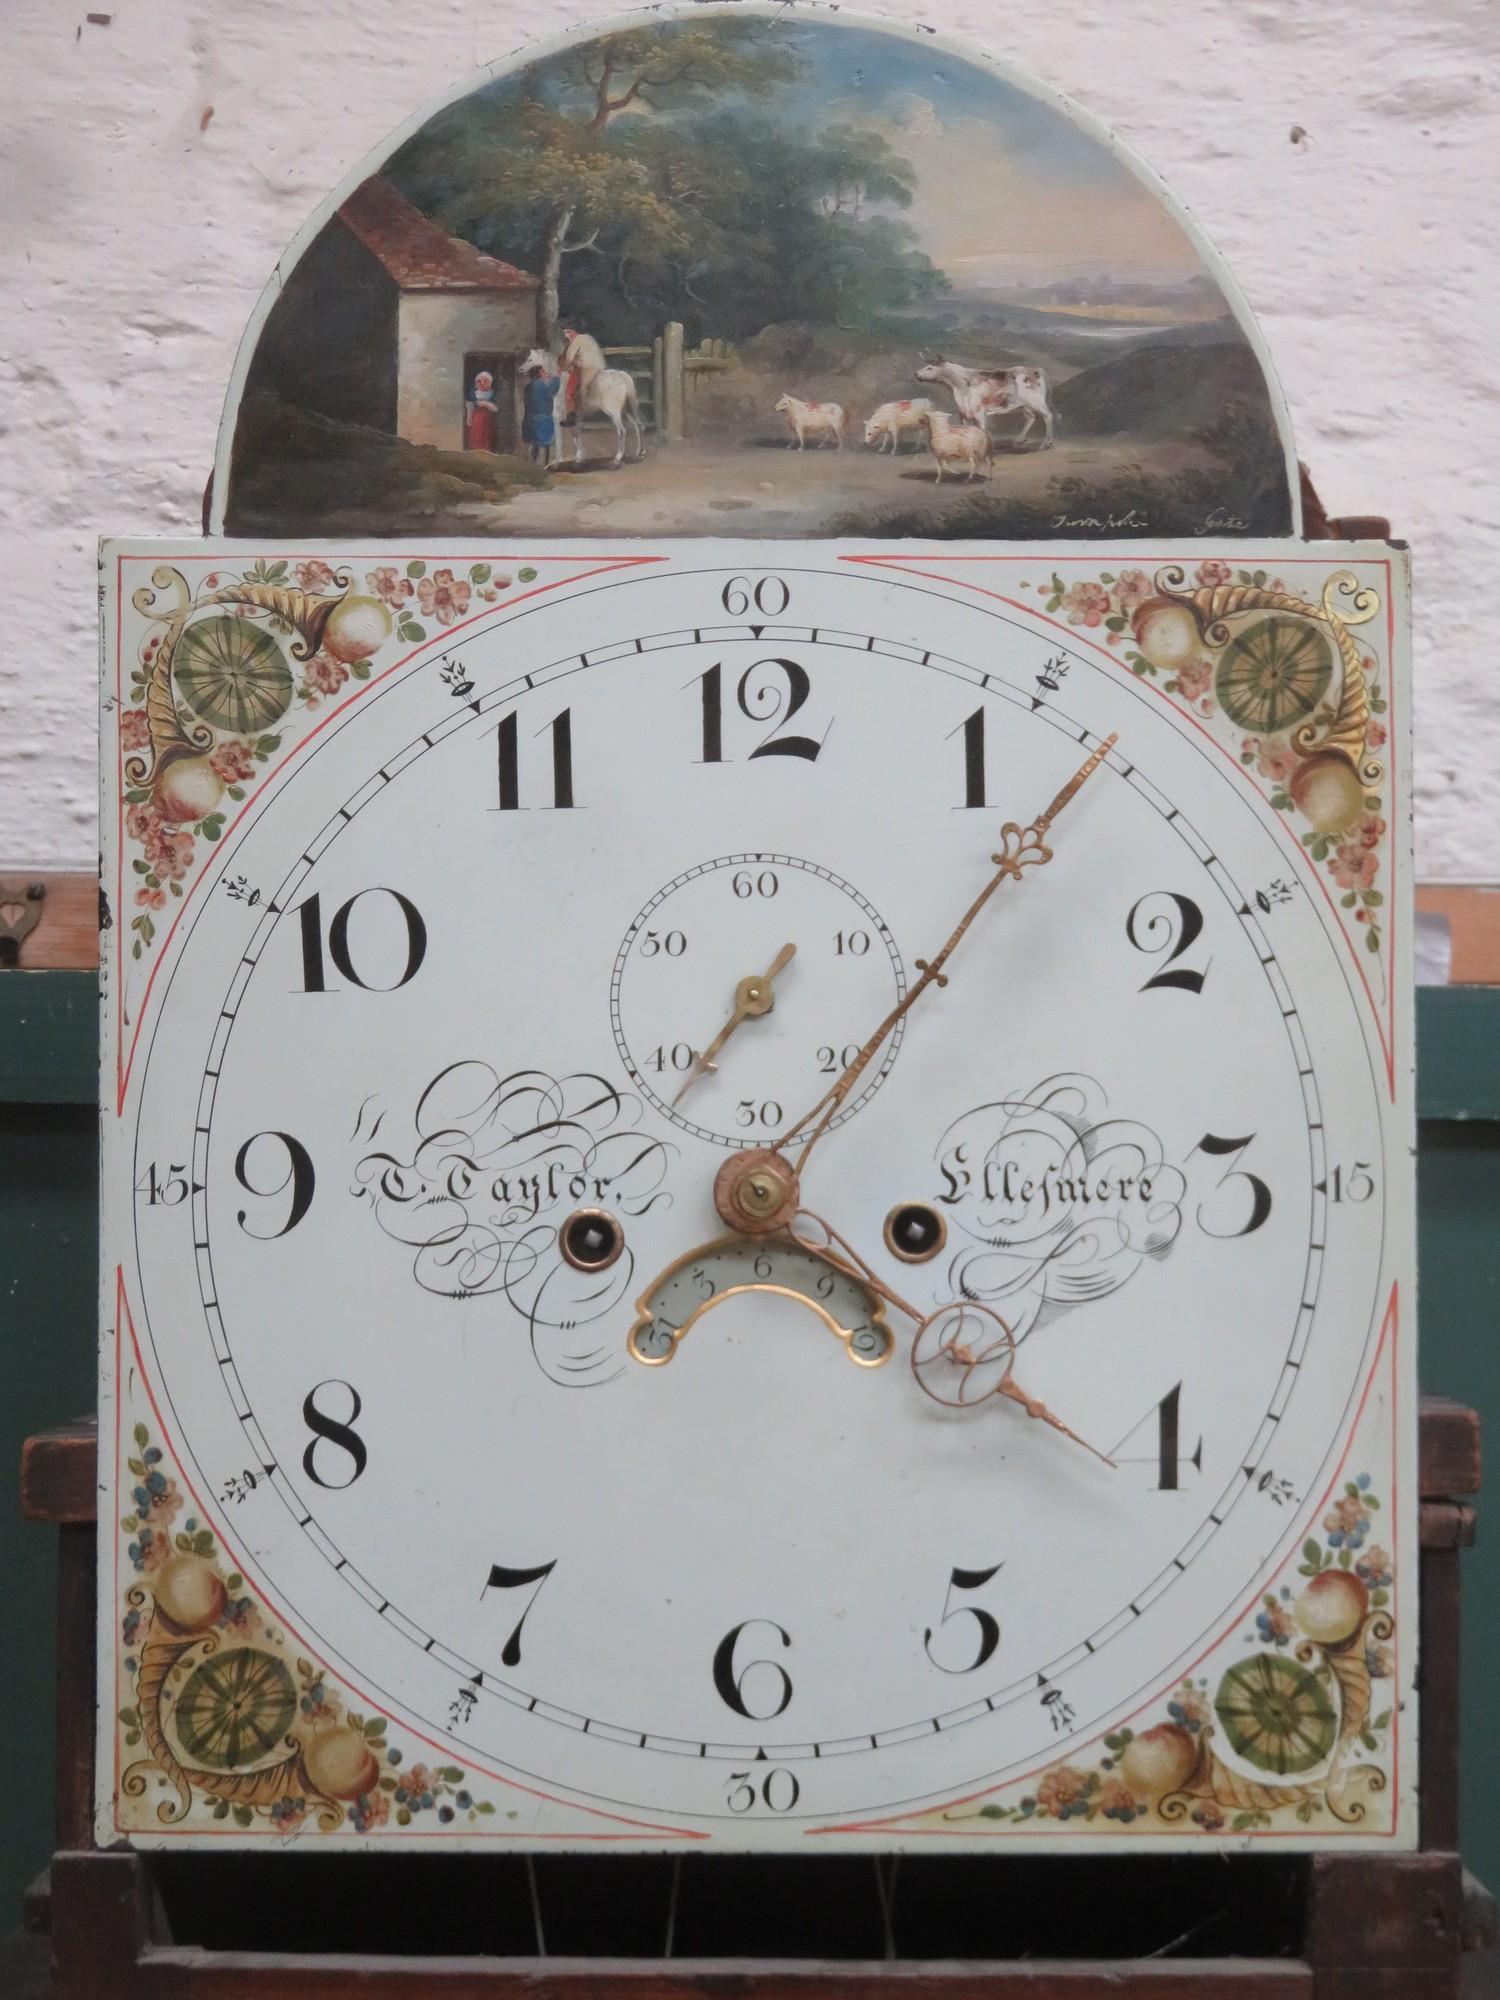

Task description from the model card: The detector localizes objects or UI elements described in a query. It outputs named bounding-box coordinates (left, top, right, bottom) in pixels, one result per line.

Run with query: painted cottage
left=239, top=176, right=540, bottom=455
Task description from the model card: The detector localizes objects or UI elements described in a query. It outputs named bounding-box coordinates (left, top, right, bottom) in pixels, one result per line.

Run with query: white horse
left=526, top=332, right=645, bottom=467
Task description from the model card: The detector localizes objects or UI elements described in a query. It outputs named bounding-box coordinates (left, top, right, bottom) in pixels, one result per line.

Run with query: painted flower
left=210, top=739, right=257, bottom=786
left=1062, top=581, right=1111, bottom=628
left=1113, top=568, right=1153, bottom=615
left=300, top=652, right=350, bottom=708
left=1248, top=736, right=1298, bottom=785
left=367, top=566, right=414, bottom=611
left=1356, top=814, right=1386, bottom=851
left=1367, top=719, right=1387, bottom=750
left=135, top=885, right=166, bottom=911
left=294, top=559, right=338, bottom=593
left=121, top=709, right=152, bottom=751
left=1098, top=1776, right=1142, bottom=1822
left=350, top=1787, right=390, bottom=1833
left=126, top=802, right=162, bottom=843
left=1324, top=1494, right=1370, bottom=1549
left=1366, top=1639, right=1394, bottom=1679
left=1168, top=1684, right=1211, bottom=1730
left=299, top=1679, right=336, bottom=1726
left=1355, top=1545, right=1393, bottom=1588
left=1195, top=560, right=1234, bottom=588
left=416, top=569, right=472, bottom=627
left=1330, top=842, right=1378, bottom=893
left=1035, top=1765, right=1091, bottom=1818
left=143, top=1482, right=182, bottom=1526
left=396, top=1762, right=438, bottom=1810
left=1174, top=657, right=1213, bottom=704
left=218, top=1594, right=257, bottom=1638
left=1255, top=1597, right=1294, bottom=1646
left=145, top=825, right=195, bottom=883
left=270, top=1797, right=309, bottom=1831
left=128, top=1524, right=172, bottom=1573
left=122, top=1607, right=144, bottom=1648
left=1191, top=1801, right=1226, bottom=1831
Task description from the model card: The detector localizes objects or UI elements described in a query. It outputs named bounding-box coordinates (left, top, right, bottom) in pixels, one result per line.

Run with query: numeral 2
left=1126, top=891, right=1208, bottom=994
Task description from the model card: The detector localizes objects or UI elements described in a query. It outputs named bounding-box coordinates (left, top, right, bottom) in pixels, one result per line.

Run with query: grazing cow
left=915, top=355, right=1055, bottom=448
left=863, top=397, right=935, bottom=452
left=919, top=409, right=993, bottom=482
left=774, top=394, right=845, bottom=450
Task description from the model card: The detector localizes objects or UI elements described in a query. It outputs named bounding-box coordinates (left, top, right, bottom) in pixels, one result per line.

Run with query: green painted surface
left=1, top=1103, right=97, bottom=1920
left=0, top=978, right=1496, bottom=1921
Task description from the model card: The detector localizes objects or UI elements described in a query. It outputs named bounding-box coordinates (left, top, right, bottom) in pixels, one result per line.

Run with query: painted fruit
left=1294, top=1568, right=1369, bottom=1647
left=174, top=615, right=292, bottom=733
left=1214, top=615, right=1333, bottom=734
left=152, top=1554, right=228, bottom=1632
left=154, top=753, right=225, bottom=824
left=1289, top=751, right=1365, bottom=835
left=1214, top=1653, right=1338, bottom=1775
left=322, top=595, right=393, bottom=664
left=1131, top=597, right=1202, bottom=672
left=1118, top=1722, right=1199, bottom=1799
left=303, top=1726, right=381, bottom=1801
left=175, top=1647, right=296, bottom=1770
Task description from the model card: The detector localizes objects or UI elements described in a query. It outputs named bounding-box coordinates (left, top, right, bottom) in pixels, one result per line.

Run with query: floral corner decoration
left=1034, top=559, right=1389, bottom=958
left=943, top=1475, right=1395, bottom=1836
left=117, top=556, right=534, bottom=963
left=117, top=1421, right=504, bottom=1836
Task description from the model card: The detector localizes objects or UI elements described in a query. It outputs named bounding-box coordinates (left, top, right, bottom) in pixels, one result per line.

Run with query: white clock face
left=106, top=541, right=1411, bottom=1848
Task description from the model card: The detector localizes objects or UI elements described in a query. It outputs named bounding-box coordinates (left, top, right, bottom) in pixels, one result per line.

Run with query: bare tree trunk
left=538, top=200, right=575, bottom=349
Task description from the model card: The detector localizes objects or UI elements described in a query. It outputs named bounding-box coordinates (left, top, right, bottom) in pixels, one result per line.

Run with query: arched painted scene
left=219, top=3, right=1298, bottom=540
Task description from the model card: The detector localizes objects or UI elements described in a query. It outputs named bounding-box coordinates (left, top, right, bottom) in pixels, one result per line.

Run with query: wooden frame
left=21, top=1397, right=1483, bottom=1996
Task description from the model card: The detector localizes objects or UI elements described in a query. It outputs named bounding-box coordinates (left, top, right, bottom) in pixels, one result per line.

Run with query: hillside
left=1053, top=341, right=1277, bottom=440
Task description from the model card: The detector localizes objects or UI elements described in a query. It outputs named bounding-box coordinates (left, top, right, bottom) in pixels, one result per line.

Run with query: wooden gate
left=580, top=325, right=736, bottom=444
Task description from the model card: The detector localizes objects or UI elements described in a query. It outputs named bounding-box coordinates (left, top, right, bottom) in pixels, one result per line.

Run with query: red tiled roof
left=337, top=176, right=538, bottom=293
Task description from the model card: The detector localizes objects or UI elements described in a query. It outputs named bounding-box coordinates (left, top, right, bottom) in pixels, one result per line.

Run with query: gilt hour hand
left=672, top=943, right=797, bottom=1105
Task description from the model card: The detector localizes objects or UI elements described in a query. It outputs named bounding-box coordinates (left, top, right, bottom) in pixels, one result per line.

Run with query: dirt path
left=457, top=433, right=1212, bottom=538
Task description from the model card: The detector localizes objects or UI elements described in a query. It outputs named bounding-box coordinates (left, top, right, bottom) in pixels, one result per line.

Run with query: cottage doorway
left=463, top=352, right=519, bottom=454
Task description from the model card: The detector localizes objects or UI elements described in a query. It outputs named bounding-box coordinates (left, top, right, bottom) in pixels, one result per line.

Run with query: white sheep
left=863, top=397, right=934, bottom=452
left=774, top=394, right=845, bottom=450
left=920, top=408, right=993, bottom=482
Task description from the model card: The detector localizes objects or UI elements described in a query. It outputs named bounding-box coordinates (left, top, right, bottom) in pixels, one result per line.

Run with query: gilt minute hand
left=770, top=733, right=1118, bottom=1181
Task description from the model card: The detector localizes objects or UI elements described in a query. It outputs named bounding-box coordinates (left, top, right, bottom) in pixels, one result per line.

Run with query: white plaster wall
left=1, top=0, right=1496, bottom=874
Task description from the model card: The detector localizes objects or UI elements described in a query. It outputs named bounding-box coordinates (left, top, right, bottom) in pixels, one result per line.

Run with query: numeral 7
left=481, top=1558, right=557, bottom=1666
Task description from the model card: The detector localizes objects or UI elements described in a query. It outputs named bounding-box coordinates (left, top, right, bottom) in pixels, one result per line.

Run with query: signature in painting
left=933, top=1072, right=1184, bottom=1344
left=352, top=1062, right=674, bottom=1387
left=1051, top=509, right=1150, bottom=533
left=1195, top=507, right=1250, bottom=534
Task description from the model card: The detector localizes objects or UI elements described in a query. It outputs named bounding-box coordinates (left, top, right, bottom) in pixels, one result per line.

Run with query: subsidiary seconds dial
left=611, top=853, right=906, bottom=1145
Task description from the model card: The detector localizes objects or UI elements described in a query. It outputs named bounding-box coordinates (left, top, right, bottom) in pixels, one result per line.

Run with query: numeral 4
left=1110, top=1383, right=1202, bottom=1489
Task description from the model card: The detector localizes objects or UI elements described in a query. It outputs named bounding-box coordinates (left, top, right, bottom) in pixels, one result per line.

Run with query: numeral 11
left=497, top=708, right=574, bottom=810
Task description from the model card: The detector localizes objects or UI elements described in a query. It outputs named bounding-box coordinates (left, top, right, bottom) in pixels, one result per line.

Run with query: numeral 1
left=950, top=707, right=986, bottom=808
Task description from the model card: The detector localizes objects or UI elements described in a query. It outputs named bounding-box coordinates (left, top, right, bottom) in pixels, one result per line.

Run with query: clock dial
left=103, top=541, right=1413, bottom=1849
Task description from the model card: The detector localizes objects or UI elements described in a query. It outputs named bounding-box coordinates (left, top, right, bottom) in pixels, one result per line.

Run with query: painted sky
left=501, top=16, right=1219, bottom=293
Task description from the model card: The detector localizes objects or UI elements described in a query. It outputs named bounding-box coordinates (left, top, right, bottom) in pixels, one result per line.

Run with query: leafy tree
left=393, top=22, right=800, bottom=342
